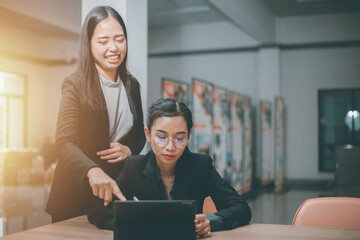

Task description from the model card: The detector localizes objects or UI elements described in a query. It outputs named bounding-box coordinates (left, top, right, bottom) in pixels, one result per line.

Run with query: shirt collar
left=99, top=74, right=122, bottom=88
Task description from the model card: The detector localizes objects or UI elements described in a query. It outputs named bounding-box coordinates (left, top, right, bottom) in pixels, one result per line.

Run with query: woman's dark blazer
left=45, top=73, right=145, bottom=222
left=88, top=148, right=252, bottom=230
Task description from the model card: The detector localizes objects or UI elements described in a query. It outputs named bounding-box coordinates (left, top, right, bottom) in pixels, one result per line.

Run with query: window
left=0, top=71, right=27, bottom=148
left=318, top=88, right=360, bottom=172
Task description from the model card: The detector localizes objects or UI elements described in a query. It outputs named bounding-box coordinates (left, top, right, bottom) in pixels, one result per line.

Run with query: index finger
left=97, top=148, right=116, bottom=156
left=112, top=184, right=127, bottom=201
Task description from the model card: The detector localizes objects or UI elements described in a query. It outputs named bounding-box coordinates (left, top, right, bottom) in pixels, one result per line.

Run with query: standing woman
left=46, top=6, right=145, bottom=222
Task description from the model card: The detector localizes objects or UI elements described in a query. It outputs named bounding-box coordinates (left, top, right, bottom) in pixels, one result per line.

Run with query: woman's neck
left=156, top=161, right=175, bottom=178
left=97, top=69, right=117, bottom=82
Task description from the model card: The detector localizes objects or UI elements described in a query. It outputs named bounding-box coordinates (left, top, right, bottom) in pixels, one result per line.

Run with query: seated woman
left=88, top=98, right=252, bottom=238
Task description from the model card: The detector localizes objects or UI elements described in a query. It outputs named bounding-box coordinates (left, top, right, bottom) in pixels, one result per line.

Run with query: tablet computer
left=113, top=200, right=197, bottom=240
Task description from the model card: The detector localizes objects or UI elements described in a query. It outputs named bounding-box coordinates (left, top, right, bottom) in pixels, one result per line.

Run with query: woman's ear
left=144, top=127, right=151, bottom=143
left=188, top=129, right=192, bottom=139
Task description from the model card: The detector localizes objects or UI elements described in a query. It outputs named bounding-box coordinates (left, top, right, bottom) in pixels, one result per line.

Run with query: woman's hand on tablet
left=195, top=214, right=211, bottom=238
left=87, top=167, right=126, bottom=206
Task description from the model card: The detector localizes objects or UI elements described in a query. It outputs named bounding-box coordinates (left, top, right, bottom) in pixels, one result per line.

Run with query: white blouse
left=99, top=74, right=134, bottom=142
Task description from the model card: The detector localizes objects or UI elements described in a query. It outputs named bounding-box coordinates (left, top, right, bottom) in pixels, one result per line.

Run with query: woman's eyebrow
left=155, top=129, right=187, bottom=135
left=96, top=36, right=109, bottom=39
left=155, top=129, right=167, bottom=133
left=176, top=131, right=186, bottom=134
left=96, top=34, right=124, bottom=39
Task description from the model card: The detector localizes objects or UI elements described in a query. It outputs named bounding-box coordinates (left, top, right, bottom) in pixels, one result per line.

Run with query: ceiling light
left=154, top=5, right=210, bottom=17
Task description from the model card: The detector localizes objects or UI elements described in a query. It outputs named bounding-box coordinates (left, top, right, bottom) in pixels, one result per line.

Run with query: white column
left=82, top=0, right=148, bottom=118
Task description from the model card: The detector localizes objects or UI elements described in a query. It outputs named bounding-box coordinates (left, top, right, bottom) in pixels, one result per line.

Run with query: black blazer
left=46, top=74, right=145, bottom=222
left=88, top=148, right=252, bottom=230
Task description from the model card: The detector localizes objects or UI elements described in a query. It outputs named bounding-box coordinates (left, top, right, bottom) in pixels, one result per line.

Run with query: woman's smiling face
left=145, top=116, right=190, bottom=168
left=90, top=17, right=127, bottom=78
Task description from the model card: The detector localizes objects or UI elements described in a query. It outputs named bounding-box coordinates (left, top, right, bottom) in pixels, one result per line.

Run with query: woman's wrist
left=86, top=166, right=102, bottom=178
left=123, top=145, right=131, bottom=157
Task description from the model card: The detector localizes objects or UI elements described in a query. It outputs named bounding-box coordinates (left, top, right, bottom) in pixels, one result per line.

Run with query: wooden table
left=2, top=216, right=360, bottom=240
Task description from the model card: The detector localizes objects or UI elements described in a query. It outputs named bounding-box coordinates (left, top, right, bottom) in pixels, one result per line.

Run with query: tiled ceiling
left=2, top=0, right=360, bottom=35
left=148, top=0, right=227, bottom=27
left=264, top=0, right=360, bottom=17
left=148, top=0, right=360, bottom=27
left=0, top=6, right=79, bottom=39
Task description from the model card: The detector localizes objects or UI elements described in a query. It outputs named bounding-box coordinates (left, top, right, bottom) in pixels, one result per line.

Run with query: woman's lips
left=163, top=154, right=175, bottom=160
left=106, top=55, right=120, bottom=64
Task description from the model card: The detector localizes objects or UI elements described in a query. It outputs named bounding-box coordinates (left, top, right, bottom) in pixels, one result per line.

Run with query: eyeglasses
left=153, top=135, right=189, bottom=149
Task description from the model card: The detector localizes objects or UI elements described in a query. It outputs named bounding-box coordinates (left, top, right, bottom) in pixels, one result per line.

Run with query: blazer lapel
left=138, top=152, right=161, bottom=200
left=171, top=152, right=193, bottom=200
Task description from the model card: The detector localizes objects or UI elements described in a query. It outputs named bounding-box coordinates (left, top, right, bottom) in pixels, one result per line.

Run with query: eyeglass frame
left=152, top=135, right=189, bottom=149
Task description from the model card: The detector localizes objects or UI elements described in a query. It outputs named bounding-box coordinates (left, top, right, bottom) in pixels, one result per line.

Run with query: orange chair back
left=203, top=196, right=217, bottom=214
left=292, top=197, right=360, bottom=228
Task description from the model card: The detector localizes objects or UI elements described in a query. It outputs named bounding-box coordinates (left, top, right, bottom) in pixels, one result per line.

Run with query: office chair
left=203, top=196, right=217, bottom=214
left=292, top=197, right=360, bottom=228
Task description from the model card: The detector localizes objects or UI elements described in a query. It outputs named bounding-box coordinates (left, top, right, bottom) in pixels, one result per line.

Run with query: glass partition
left=354, top=90, right=360, bottom=145
left=318, top=88, right=360, bottom=171
left=0, top=71, right=26, bottom=148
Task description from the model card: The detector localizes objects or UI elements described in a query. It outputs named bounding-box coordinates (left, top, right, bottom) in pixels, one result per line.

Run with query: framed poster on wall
left=213, top=87, right=229, bottom=183
left=259, top=100, right=272, bottom=187
left=192, top=79, right=213, bottom=156
left=243, top=96, right=252, bottom=193
left=230, top=92, right=243, bottom=191
left=274, top=97, right=285, bottom=191
left=162, top=78, right=190, bottom=105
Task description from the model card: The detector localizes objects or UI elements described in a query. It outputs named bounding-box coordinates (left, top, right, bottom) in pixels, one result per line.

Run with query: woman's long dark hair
left=77, top=6, right=132, bottom=112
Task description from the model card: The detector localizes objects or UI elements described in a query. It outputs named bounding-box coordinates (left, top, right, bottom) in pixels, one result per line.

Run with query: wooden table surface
left=2, top=215, right=360, bottom=240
